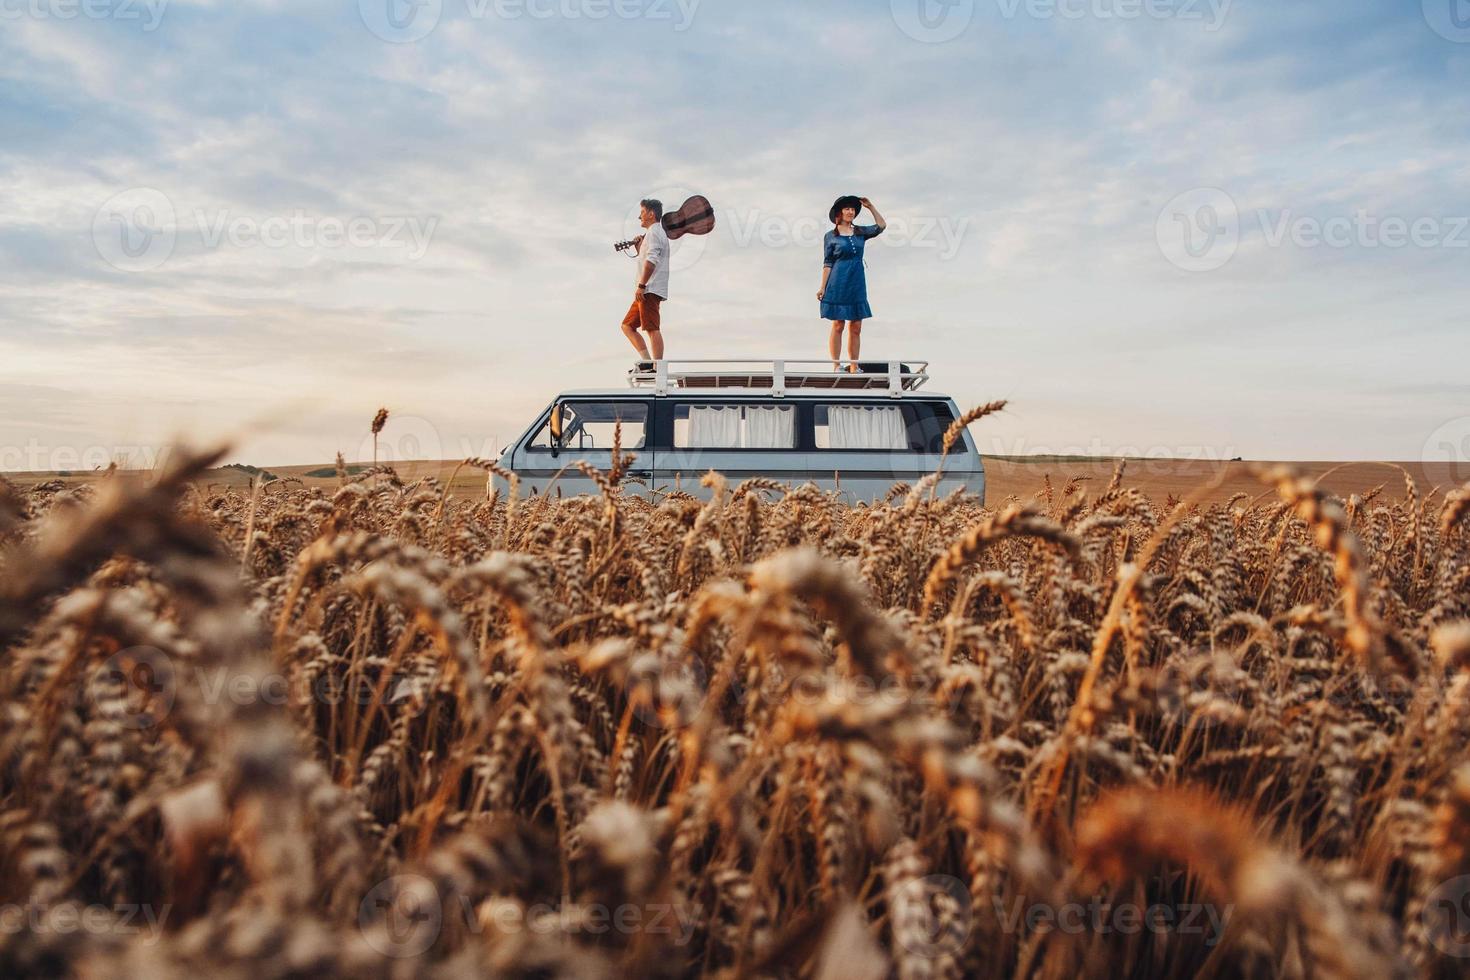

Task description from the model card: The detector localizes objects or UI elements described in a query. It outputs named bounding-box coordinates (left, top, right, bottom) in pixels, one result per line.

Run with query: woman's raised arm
left=860, top=197, right=886, bottom=231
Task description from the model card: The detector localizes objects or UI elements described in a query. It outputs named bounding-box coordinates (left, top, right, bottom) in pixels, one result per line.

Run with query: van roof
left=617, top=358, right=938, bottom=398
left=553, top=387, right=956, bottom=400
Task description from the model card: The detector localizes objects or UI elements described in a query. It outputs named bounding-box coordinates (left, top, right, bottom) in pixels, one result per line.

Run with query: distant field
left=6, top=456, right=1462, bottom=505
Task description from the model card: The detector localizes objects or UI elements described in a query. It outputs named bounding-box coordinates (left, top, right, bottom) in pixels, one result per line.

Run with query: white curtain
left=688, top=406, right=742, bottom=447
left=829, top=406, right=908, bottom=450
left=745, top=406, right=794, bottom=448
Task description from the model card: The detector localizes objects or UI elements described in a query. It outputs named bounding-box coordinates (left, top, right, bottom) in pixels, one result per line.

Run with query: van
left=492, top=359, right=985, bottom=504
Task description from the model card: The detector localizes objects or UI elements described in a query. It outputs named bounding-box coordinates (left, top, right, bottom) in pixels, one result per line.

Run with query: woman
left=817, top=195, right=886, bottom=372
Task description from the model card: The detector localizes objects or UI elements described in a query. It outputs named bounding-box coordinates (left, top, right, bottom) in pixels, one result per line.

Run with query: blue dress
left=821, top=224, right=883, bottom=321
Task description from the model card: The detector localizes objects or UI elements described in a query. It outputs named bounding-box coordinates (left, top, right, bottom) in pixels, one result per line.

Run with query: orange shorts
left=621, top=292, right=663, bottom=333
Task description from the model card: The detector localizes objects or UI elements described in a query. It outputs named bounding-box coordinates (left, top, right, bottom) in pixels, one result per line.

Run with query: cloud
left=1, top=0, right=1467, bottom=466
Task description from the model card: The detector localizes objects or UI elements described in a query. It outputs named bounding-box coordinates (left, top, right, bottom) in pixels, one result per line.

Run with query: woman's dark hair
left=641, top=198, right=664, bottom=221
left=829, top=195, right=862, bottom=225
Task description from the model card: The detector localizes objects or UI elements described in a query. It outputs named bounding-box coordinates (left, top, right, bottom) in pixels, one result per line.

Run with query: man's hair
left=641, top=199, right=664, bottom=221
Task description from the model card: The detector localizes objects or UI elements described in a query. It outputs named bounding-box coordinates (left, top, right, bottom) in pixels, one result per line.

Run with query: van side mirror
left=549, top=403, right=564, bottom=457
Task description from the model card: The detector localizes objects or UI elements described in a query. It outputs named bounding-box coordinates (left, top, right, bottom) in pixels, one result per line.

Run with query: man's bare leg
left=829, top=320, right=845, bottom=371
left=622, top=321, right=651, bottom=360
left=846, top=320, right=862, bottom=372
left=647, top=328, right=664, bottom=360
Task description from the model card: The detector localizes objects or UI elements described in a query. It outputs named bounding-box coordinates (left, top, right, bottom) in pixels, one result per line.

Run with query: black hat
left=829, top=195, right=862, bottom=224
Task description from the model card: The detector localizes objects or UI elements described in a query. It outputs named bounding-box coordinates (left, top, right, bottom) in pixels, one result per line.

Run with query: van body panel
left=493, top=390, right=986, bottom=505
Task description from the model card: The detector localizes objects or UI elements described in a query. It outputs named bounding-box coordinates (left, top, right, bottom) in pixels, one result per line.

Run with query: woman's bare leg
left=829, top=321, right=845, bottom=371
left=846, top=321, right=862, bottom=371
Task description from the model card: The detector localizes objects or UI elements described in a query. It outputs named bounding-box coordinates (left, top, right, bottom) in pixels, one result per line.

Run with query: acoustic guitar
left=614, top=195, right=716, bottom=254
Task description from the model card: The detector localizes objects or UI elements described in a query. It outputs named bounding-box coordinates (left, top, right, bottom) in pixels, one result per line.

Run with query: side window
left=814, top=404, right=914, bottom=451
left=528, top=402, right=647, bottom=451
left=672, top=403, right=796, bottom=449
left=913, top=402, right=957, bottom=454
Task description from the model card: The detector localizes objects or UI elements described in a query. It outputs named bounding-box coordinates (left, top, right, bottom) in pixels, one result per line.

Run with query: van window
left=813, top=402, right=957, bottom=452
left=912, top=401, right=957, bottom=453
left=529, top=402, right=647, bottom=451
left=814, top=404, right=909, bottom=450
left=672, top=403, right=796, bottom=449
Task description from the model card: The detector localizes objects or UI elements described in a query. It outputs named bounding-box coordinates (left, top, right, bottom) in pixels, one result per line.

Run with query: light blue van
left=493, top=359, right=985, bottom=504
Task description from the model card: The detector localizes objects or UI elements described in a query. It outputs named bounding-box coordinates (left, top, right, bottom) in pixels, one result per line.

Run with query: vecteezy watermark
left=0, top=0, right=168, bottom=30
left=1424, top=875, right=1470, bottom=958
left=359, top=0, right=442, bottom=43
left=93, top=189, right=439, bottom=273
left=1157, top=187, right=1470, bottom=272
left=96, top=646, right=177, bottom=731
left=994, top=0, right=1231, bottom=30
left=1423, top=0, right=1470, bottom=43
left=891, top=875, right=974, bottom=959
left=616, top=196, right=973, bottom=278
left=358, top=0, right=699, bottom=43
left=1156, top=188, right=1240, bottom=273
left=994, top=896, right=1233, bottom=944
left=891, top=0, right=976, bottom=43
left=619, top=186, right=709, bottom=275
left=985, top=436, right=1243, bottom=476
left=358, top=875, right=700, bottom=958
left=194, top=211, right=438, bottom=260
left=0, top=439, right=171, bottom=475
left=92, top=188, right=178, bottom=273
left=725, top=210, right=972, bottom=261
left=1424, top=417, right=1470, bottom=485
left=0, top=902, right=170, bottom=943
left=356, top=414, right=447, bottom=468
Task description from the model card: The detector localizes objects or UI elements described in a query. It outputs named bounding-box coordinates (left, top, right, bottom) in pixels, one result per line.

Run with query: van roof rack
left=628, top=358, right=930, bottom=397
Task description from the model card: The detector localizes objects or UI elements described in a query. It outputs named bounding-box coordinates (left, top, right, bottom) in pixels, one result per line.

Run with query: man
left=620, top=198, right=670, bottom=365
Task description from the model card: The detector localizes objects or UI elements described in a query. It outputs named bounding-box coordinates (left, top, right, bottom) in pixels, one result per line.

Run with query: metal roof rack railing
left=627, top=358, right=930, bottom=398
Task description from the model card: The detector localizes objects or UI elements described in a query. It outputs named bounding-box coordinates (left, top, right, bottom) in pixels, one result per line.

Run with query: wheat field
left=1, top=415, right=1468, bottom=979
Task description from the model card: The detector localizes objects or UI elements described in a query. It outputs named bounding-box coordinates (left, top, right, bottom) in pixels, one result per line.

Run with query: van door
left=512, top=399, right=655, bottom=500
left=653, top=399, right=805, bottom=499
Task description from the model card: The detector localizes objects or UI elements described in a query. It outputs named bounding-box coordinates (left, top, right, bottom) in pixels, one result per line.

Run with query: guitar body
left=662, top=195, right=715, bottom=240
left=614, top=195, right=716, bottom=253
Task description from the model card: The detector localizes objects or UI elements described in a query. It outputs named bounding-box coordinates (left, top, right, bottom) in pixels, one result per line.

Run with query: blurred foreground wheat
left=0, top=434, right=1468, bottom=979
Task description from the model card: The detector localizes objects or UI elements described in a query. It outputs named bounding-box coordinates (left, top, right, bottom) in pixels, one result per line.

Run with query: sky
left=1, top=0, right=1468, bottom=471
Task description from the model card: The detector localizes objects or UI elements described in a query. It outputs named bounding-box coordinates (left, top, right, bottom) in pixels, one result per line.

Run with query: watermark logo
left=621, top=187, right=710, bottom=276
left=361, top=0, right=700, bottom=41
left=356, top=414, right=446, bottom=467
left=0, top=439, right=169, bottom=475
left=892, top=0, right=975, bottom=43
left=1424, top=875, right=1470, bottom=958
left=626, top=653, right=709, bottom=730
left=93, top=188, right=177, bottom=273
left=0, top=0, right=169, bottom=31
left=93, top=189, right=439, bottom=274
left=994, top=0, right=1231, bottom=30
left=359, top=875, right=443, bottom=958
left=994, top=895, right=1233, bottom=944
left=1156, top=187, right=1239, bottom=273
left=725, top=209, right=970, bottom=260
left=359, top=0, right=442, bottom=43
left=891, top=874, right=973, bottom=959
left=1424, top=0, right=1470, bottom=43
left=1424, top=417, right=1470, bottom=485
left=1159, top=187, right=1470, bottom=272
left=94, top=646, right=176, bottom=731
left=464, top=0, right=700, bottom=30
left=0, top=902, right=170, bottom=942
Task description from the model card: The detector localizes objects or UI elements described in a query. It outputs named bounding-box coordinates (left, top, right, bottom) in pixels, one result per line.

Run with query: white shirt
left=635, top=222, right=671, bottom=299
